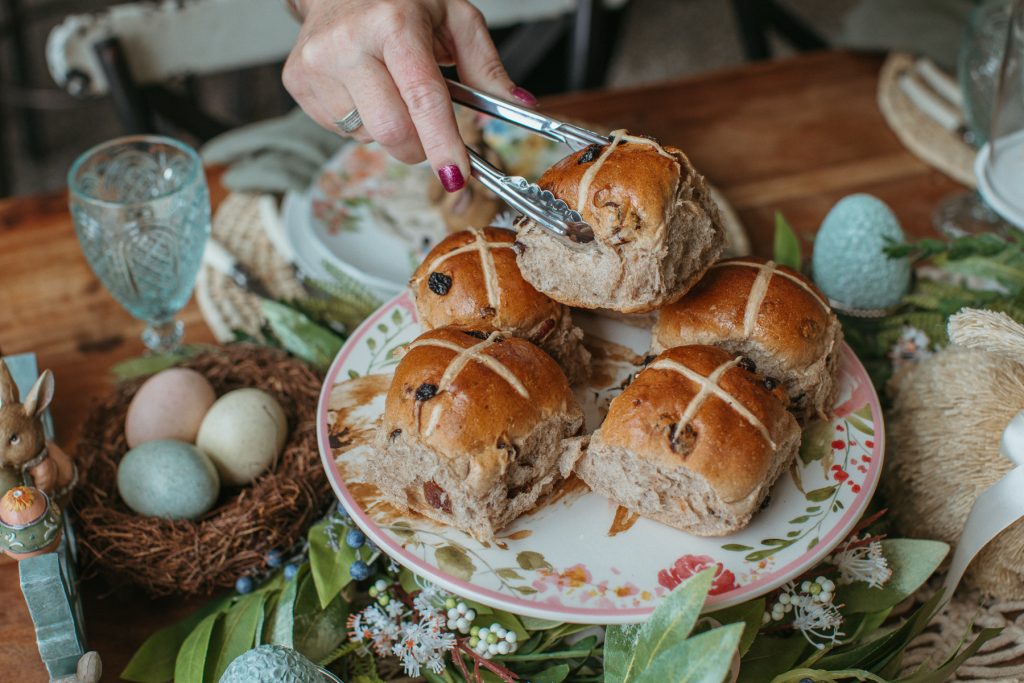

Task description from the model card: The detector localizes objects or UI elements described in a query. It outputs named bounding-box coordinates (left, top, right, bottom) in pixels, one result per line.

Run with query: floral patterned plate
left=317, top=292, right=884, bottom=624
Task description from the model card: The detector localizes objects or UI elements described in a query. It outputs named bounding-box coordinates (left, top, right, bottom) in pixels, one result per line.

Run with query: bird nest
left=73, top=345, right=332, bottom=597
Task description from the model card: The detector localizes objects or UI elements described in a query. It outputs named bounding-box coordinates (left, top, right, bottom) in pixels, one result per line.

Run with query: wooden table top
left=0, top=50, right=958, bottom=681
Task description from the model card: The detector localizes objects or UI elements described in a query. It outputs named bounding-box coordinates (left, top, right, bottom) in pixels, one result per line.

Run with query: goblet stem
left=933, top=190, right=1013, bottom=238
left=142, top=318, right=184, bottom=352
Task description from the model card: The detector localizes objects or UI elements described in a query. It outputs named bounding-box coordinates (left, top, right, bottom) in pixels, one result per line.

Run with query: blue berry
left=284, top=564, right=299, bottom=580
left=266, top=549, right=284, bottom=568
left=235, top=576, right=254, bottom=594
left=335, top=501, right=350, bottom=518
left=345, top=529, right=366, bottom=549
left=350, top=560, right=370, bottom=581
left=800, top=678, right=814, bottom=683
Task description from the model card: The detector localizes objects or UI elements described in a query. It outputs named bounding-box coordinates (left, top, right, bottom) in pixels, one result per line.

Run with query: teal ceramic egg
left=811, top=193, right=912, bottom=309
left=116, top=440, right=220, bottom=520
left=219, top=645, right=324, bottom=683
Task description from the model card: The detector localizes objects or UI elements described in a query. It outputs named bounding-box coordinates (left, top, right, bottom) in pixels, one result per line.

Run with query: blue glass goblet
left=68, top=135, right=211, bottom=352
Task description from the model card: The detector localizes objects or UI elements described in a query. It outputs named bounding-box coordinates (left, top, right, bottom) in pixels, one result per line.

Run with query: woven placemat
left=197, top=189, right=751, bottom=341
left=196, top=193, right=307, bottom=343
left=900, top=578, right=1024, bottom=681
left=878, top=52, right=977, bottom=187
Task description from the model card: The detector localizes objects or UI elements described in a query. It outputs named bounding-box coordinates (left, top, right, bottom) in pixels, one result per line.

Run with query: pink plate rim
left=316, top=291, right=885, bottom=624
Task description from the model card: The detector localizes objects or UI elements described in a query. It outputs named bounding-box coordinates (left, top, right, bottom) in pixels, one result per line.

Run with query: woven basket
left=72, top=345, right=331, bottom=597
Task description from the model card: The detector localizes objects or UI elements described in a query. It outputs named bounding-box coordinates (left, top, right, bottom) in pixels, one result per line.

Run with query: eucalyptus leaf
left=209, top=592, right=267, bottom=682
left=308, top=518, right=360, bottom=608
left=527, top=663, right=571, bottom=682
left=839, top=539, right=948, bottom=614
left=518, top=615, right=565, bottom=631
left=635, top=622, right=744, bottom=683
left=122, top=595, right=232, bottom=683
left=261, top=299, right=344, bottom=370
left=706, top=598, right=765, bottom=656
left=268, top=563, right=307, bottom=647
left=604, top=623, right=641, bottom=683
left=619, top=569, right=715, bottom=680
left=773, top=212, right=803, bottom=270
left=738, top=635, right=807, bottom=683
left=293, top=581, right=350, bottom=663
left=173, top=610, right=222, bottom=683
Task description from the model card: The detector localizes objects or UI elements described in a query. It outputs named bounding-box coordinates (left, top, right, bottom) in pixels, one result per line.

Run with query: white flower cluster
left=348, top=579, right=456, bottom=676
left=763, top=577, right=844, bottom=649
left=830, top=538, right=892, bottom=589
left=469, top=622, right=519, bottom=659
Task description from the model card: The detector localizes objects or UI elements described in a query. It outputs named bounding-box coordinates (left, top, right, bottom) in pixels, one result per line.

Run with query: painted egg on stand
left=0, top=486, right=62, bottom=560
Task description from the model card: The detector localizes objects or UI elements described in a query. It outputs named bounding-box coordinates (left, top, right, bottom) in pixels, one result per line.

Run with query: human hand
left=283, top=0, right=535, bottom=192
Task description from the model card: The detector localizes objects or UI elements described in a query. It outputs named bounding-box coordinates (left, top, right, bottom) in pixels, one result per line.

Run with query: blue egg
left=811, top=194, right=911, bottom=309
left=116, top=440, right=220, bottom=520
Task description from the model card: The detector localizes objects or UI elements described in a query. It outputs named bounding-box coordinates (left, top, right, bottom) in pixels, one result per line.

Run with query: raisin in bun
left=514, top=130, right=724, bottom=313
left=652, top=257, right=842, bottom=422
left=573, top=345, right=800, bottom=536
left=372, top=327, right=584, bottom=541
left=410, top=227, right=590, bottom=383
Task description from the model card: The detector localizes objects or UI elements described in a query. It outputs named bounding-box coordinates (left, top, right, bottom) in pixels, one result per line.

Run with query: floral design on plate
left=317, top=292, right=885, bottom=624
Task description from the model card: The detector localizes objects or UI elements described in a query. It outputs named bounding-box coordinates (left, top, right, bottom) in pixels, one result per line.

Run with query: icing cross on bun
left=372, top=327, right=584, bottom=541
left=410, top=227, right=590, bottom=383
left=513, top=130, right=725, bottom=313
left=653, top=256, right=843, bottom=422
left=573, top=345, right=800, bottom=536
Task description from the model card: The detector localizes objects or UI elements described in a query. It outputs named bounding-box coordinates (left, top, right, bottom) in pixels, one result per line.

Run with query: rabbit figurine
left=0, top=360, right=76, bottom=499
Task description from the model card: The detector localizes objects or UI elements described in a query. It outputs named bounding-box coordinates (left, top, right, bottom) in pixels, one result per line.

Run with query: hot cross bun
left=372, top=327, right=584, bottom=541
left=410, top=226, right=590, bottom=383
left=572, top=345, right=800, bottom=536
left=652, top=256, right=843, bottom=422
left=513, top=130, right=724, bottom=313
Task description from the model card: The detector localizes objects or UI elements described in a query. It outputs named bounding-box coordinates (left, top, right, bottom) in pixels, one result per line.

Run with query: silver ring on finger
left=334, top=107, right=363, bottom=134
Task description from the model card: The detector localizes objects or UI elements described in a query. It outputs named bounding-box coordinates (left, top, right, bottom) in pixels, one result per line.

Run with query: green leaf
left=788, top=516, right=811, bottom=524
left=773, top=212, right=802, bottom=270
left=805, top=485, right=837, bottom=502
left=436, top=545, right=476, bottom=581
left=496, top=567, right=524, bottom=580
left=707, top=598, right=765, bottom=656
left=173, top=611, right=221, bottom=683
left=739, top=635, right=807, bottom=683
left=268, top=564, right=307, bottom=647
left=122, top=595, right=232, bottom=683
left=399, top=567, right=421, bottom=594
left=721, top=544, right=753, bottom=552
left=518, top=615, right=565, bottom=631
left=799, top=420, right=834, bottom=465
left=840, top=539, right=949, bottom=614
left=622, top=569, right=715, bottom=679
left=512, top=585, right=538, bottom=595
left=293, top=575, right=349, bottom=663
left=209, top=592, right=267, bottom=682
left=516, top=550, right=552, bottom=571
left=308, top=518, right=362, bottom=608
left=527, top=664, right=571, bottom=682
left=262, top=300, right=344, bottom=370
left=604, top=623, right=641, bottom=683
left=635, top=622, right=744, bottom=683
left=111, top=346, right=205, bottom=381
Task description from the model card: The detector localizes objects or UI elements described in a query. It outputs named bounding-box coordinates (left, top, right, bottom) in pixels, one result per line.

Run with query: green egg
left=116, top=440, right=220, bottom=520
left=811, top=193, right=912, bottom=309
left=219, top=645, right=324, bottom=683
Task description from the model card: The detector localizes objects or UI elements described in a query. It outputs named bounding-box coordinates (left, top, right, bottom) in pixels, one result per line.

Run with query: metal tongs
left=447, top=79, right=609, bottom=244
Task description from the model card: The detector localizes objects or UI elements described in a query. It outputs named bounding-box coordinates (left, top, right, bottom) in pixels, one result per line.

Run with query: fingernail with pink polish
left=438, top=164, right=465, bottom=193
left=511, top=87, right=537, bottom=106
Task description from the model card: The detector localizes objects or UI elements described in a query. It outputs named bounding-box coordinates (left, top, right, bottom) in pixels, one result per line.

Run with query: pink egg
left=125, top=368, right=217, bottom=448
